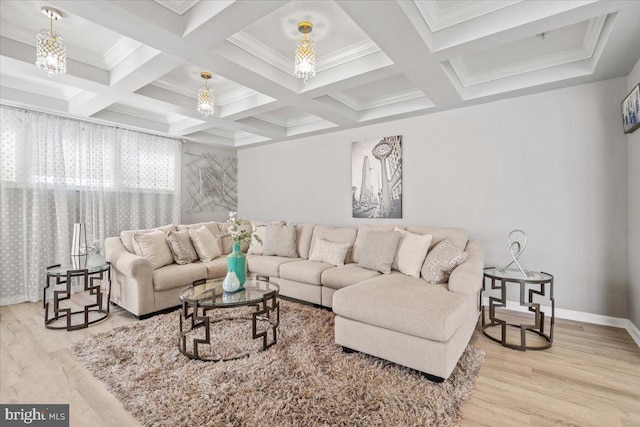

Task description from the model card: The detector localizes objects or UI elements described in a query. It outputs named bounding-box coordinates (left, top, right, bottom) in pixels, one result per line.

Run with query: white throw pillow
left=189, top=226, right=222, bottom=262
left=262, top=223, right=298, bottom=258
left=132, top=230, right=175, bottom=269
left=392, top=228, right=433, bottom=278
left=309, top=239, right=351, bottom=266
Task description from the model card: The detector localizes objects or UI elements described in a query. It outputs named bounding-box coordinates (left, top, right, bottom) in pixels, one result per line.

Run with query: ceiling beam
left=337, top=1, right=462, bottom=107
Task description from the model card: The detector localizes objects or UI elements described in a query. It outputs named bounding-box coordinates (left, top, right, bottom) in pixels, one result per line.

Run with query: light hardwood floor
left=1, top=302, right=639, bottom=427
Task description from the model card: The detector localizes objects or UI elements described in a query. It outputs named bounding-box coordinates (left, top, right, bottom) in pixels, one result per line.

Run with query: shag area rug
left=71, top=300, right=484, bottom=427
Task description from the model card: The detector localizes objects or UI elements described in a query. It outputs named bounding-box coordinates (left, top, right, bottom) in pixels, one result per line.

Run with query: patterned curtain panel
left=0, top=106, right=181, bottom=305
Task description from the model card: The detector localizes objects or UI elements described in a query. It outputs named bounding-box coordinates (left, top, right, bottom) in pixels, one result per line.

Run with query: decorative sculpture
left=499, top=229, right=533, bottom=278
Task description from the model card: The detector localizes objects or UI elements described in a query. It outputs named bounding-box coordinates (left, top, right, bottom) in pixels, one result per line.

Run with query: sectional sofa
left=105, top=221, right=483, bottom=381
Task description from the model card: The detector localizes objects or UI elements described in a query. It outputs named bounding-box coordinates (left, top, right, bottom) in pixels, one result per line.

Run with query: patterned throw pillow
left=248, top=224, right=267, bottom=255
left=166, top=229, right=198, bottom=265
left=132, top=230, right=175, bottom=269
left=358, top=231, right=401, bottom=274
left=309, top=239, right=351, bottom=266
left=189, top=226, right=222, bottom=262
left=392, top=228, right=432, bottom=278
left=262, top=223, right=298, bottom=258
left=421, top=239, right=468, bottom=284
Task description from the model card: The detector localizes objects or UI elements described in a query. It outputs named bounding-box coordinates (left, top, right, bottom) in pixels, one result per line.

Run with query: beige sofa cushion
left=352, top=224, right=401, bottom=263
left=263, top=223, right=298, bottom=258
left=321, top=264, right=381, bottom=290
left=392, top=228, right=432, bottom=278
left=293, top=223, right=315, bottom=259
left=202, top=256, right=229, bottom=279
left=333, top=273, right=470, bottom=342
left=309, top=239, right=351, bottom=266
left=189, top=226, right=222, bottom=262
left=132, top=230, right=175, bottom=270
left=358, top=231, right=401, bottom=274
left=247, top=255, right=299, bottom=278
left=120, top=224, right=174, bottom=253
left=279, top=260, right=334, bottom=286
left=405, top=226, right=468, bottom=251
left=166, top=230, right=198, bottom=265
left=310, top=225, right=357, bottom=263
left=422, top=239, right=468, bottom=284
left=152, top=262, right=207, bottom=292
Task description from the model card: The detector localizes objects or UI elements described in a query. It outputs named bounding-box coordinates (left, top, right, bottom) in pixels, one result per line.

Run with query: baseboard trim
left=481, top=297, right=640, bottom=348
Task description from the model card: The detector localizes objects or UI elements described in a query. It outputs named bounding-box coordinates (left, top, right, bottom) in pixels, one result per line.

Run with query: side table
left=44, top=263, right=111, bottom=330
left=481, top=267, right=554, bottom=350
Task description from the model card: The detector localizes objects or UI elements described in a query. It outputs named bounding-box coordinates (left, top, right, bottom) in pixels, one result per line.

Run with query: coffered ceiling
left=1, top=1, right=639, bottom=148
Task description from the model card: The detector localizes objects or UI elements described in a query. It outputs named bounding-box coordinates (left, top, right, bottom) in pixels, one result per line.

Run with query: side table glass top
left=484, top=267, right=552, bottom=282
left=180, top=278, right=279, bottom=307
left=47, top=262, right=109, bottom=275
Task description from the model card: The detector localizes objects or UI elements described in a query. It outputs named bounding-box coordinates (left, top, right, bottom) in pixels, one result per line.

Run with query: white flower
left=229, top=211, right=237, bottom=218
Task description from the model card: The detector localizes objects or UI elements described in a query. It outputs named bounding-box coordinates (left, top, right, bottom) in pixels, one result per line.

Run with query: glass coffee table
left=178, top=277, right=280, bottom=361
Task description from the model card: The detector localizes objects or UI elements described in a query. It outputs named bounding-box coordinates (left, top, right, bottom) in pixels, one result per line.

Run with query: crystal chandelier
left=294, top=21, right=315, bottom=84
left=197, top=71, right=214, bottom=118
left=36, top=7, right=67, bottom=77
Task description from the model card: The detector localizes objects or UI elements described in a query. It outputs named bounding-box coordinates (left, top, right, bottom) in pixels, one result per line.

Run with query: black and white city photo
left=352, top=135, right=402, bottom=219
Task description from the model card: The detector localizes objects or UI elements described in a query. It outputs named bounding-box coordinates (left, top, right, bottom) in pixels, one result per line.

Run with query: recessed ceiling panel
left=256, top=106, right=322, bottom=128
left=331, top=74, right=427, bottom=112
left=416, top=0, right=523, bottom=32
left=449, top=16, right=606, bottom=86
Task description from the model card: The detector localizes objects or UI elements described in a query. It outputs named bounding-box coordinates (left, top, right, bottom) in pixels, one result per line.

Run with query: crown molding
left=103, top=38, right=144, bottom=70
left=227, top=31, right=292, bottom=76
left=330, top=89, right=424, bottom=112
left=317, top=39, right=381, bottom=72
left=415, top=0, right=522, bottom=32
left=450, top=16, right=606, bottom=87
left=151, top=78, right=195, bottom=98
left=154, top=0, right=200, bottom=16
left=0, top=21, right=108, bottom=70
left=257, top=111, right=320, bottom=128
left=217, top=87, right=260, bottom=106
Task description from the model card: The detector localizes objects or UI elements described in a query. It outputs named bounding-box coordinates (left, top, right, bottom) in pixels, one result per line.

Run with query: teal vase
left=227, top=243, right=246, bottom=287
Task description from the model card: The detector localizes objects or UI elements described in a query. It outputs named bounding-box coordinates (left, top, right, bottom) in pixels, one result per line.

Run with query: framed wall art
left=622, top=83, right=639, bottom=134
left=352, top=135, right=402, bottom=219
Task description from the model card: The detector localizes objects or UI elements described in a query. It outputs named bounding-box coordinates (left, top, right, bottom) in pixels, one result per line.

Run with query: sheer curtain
left=0, top=106, right=181, bottom=305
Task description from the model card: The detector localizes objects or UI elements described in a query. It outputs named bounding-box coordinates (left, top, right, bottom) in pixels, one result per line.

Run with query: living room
left=1, top=1, right=639, bottom=426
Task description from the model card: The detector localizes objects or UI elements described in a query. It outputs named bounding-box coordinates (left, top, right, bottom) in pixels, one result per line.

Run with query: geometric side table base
left=481, top=267, right=554, bottom=351
left=44, top=263, right=111, bottom=331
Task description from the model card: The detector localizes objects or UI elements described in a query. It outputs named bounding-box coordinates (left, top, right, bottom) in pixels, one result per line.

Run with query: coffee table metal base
left=179, top=290, right=279, bottom=361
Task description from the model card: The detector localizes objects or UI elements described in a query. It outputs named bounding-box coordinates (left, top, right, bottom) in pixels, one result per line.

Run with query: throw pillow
left=166, top=229, right=198, bottom=265
left=421, top=239, right=468, bottom=284
left=248, top=224, right=267, bottom=255
left=121, top=224, right=174, bottom=253
left=358, top=231, right=401, bottom=274
left=392, top=228, right=432, bottom=278
left=132, top=230, right=175, bottom=269
left=189, top=226, right=222, bottom=262
left=262, top=223, right=298, bottom=258
left=309, top=239, right=351, bottom=266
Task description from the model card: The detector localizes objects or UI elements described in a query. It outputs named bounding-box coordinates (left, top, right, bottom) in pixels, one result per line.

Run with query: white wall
left=181, top=142, right=237, bottom=224
left=239, top=78, right=630, bottom=318
left=628, top=61, right=640, bottom=330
